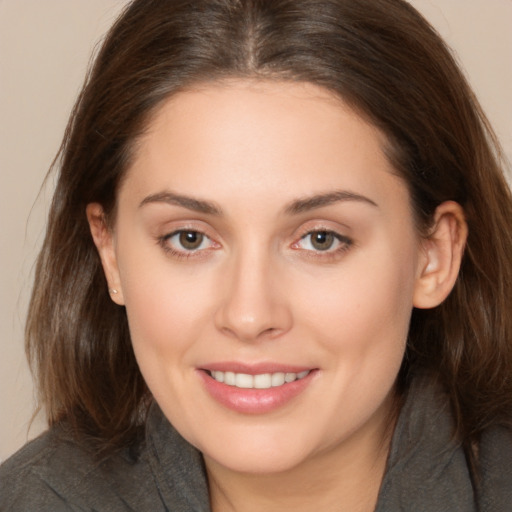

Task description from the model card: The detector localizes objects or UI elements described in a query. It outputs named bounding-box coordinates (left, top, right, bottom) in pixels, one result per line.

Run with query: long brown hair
left=27, top=0, right=512, bottom=455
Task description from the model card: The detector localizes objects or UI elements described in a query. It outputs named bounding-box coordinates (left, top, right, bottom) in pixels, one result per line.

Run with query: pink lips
left=198, top=363, right=317, bottom=414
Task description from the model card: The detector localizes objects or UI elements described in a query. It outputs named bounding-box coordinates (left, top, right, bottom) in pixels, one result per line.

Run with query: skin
left=88, top=80, right=467, bottom=512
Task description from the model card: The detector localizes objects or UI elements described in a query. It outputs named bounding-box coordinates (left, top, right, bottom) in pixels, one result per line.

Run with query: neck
left=205, top=394, right=397, bottom=512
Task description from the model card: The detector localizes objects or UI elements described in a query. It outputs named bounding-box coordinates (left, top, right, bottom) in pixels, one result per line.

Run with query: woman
left=1, top=0, right=511, bottom=510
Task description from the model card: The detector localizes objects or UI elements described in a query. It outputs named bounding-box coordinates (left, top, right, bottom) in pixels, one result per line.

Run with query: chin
left=192, top=419, right=331, bottom=475
left=203, top=442, right=312, bottom=475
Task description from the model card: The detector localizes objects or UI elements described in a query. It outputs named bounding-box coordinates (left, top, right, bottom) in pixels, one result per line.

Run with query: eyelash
left=157, top=228, right=353, bottom=261
left=158, top=229, right=218, bottom=260
left=292, top=230, right=353, bottom=260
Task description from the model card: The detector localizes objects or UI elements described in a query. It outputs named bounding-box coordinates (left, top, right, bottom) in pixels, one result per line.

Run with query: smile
left=208, top=370, right=311, bottom=389
left=200, top=367, right=317, bottom=413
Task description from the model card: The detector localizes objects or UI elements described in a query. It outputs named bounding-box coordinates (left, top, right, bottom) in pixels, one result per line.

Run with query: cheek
left=115, top=237, right=213, bottom=358
left=122, top=273, right=209, bottom=353
left=118, top=259, right=218, bottom=411
left=297, top=243, right=417, bottom=361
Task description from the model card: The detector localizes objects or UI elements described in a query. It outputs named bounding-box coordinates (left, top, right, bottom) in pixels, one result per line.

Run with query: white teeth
left=271, top=372, right=285, bottom=387
left=209, top=370, right=310, bottom=389
left=235, top=373, right=253, bottom=388
left=254, top=373, right=272, bottom=389
left=224, top=371, right=236, bottom=385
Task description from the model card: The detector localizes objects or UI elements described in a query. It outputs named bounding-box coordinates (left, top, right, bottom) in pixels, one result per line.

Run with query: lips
left=198, top=363, right=317, bottom=414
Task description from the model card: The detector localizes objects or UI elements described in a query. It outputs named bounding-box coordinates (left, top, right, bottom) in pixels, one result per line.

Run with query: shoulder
left=0, top=427, right=73, bottom=511
left=0, top=424, right=161, bottom=511
left=378, top=375, right=512, bottom=511
left=479, top=425, right=512, bottom=511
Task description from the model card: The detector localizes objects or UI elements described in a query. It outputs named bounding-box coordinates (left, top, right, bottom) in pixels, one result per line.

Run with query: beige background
left=1, top=0, right=511, bottom=462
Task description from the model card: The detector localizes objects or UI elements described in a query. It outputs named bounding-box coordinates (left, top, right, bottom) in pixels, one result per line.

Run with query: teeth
left=254, top=373, right=272, bottom=389
left=212, top=370, right=224, bottom=383
left=224, top=371, right=236, bottom=385
left=235, top=373, right=253, bottom=388
left=209, top=370, right=311, bottom=389
left=284, top=372, right=296, bottom=383
left=271, top=372, right=285, bottom=387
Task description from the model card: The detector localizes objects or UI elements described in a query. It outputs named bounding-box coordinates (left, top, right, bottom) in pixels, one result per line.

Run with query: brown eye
left=310, top=231, right=335, bottom=251
left=160, top=229, right=218, bottom=258
left=293, top=229, right=352, bottom=255
left=178, top=231, right=204, bottom=250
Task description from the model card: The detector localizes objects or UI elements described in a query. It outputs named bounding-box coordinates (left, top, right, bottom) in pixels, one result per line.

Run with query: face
left=94, top=80, right=429, bottom=474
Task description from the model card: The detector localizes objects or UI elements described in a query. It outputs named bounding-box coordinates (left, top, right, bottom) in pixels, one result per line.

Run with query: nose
left=214, top=249, right=293, bottom=342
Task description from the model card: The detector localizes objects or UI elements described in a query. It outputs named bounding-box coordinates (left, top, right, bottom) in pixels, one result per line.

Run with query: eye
left=294, top=230, right=352, bottom=253
left=304, top=231, right=336, bottom=251
left=162, top=230, right=215, bottom=253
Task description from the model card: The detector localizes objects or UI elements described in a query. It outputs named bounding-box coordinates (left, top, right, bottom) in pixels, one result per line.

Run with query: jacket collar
left=376, top=375, right=476, bottom=511
left=145, top=374, right=512, bottom=511
left=146, top=403, right=210, bottom=511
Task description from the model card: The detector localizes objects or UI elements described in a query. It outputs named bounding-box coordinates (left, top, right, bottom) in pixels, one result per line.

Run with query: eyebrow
left=139, top=189, right=377, bottom=216
left=139, top=191, right=222, bottom=215
left=284, top=190, right=378, bottom=215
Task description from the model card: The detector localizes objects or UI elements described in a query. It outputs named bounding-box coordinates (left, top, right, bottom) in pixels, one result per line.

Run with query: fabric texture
left=1, top=376, right=511, bottom=511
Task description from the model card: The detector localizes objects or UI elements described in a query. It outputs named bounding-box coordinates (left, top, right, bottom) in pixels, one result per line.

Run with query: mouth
left=206, top=369, right=311, bottom=389
left=198, top=364, right=318, bottom=413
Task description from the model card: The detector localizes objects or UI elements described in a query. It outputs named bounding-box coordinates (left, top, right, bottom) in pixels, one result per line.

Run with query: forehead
left=120, top=79, right=407, bottom=214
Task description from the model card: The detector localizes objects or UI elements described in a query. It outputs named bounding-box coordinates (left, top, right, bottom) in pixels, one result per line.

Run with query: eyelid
left=289, top=224, right=354, bottom=260
left=292, top=230, right=351, bottom=249
left=157, top=225, right=221, bottom=260
left=155, top=218, right=218, bottom=244
left=292, top=219, right=352, bottom=243
left=164, top=230, right=214, bottom=249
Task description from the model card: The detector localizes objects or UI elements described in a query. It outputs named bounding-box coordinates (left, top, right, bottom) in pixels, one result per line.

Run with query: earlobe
left=413, top=201, right=467, bottom=309
left=86, top=203, right=125, bottom=305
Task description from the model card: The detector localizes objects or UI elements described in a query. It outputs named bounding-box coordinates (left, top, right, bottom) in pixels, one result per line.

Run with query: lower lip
left=198, top=370, right=317, bottom=414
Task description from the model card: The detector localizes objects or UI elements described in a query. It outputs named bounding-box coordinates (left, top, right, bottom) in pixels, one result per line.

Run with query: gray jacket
left=1, top=376, right=511, bottom=511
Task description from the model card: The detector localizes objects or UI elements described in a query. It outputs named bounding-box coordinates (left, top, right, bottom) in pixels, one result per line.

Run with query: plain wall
left=1, top=0, right=511, bottom=462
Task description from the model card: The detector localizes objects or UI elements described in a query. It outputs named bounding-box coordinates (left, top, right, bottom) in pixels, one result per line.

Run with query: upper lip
left=199, top=362, right=315, bottom=375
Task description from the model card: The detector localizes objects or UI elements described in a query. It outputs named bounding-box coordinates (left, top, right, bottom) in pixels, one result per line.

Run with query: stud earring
left=109, top=288, right=119, bottom=295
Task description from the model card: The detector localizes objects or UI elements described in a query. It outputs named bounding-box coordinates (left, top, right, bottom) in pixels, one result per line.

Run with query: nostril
left=213, top=279, right=293, bottom=341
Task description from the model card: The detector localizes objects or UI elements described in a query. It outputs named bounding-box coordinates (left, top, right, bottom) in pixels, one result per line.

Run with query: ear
left=413, top=201, right=467, bottom=309
left=86, top=203, right=125, bottom=305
